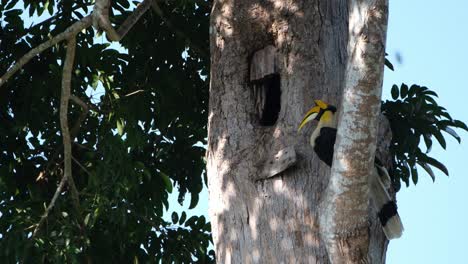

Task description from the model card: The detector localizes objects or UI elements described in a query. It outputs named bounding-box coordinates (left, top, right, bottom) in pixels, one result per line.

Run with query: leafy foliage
left=0, top=0, right=214, bottom=262
left=382, top=84, right=468, bottom=190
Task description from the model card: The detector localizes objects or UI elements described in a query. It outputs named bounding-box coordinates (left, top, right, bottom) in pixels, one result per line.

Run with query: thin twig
left=70, top=94, right=101, bottom=113
left=116, top=0, right=153, bottom=38
left=72, top=155, right=92, bottom=177
left=0, top=16, right=92, bottom=88
left=124, top=89, right=145, bottom=97
left=70, top=95, right=90, bottom=111
left=93, top=0, right=153, bottom=41
left=31, top=173, right=68, bottom=238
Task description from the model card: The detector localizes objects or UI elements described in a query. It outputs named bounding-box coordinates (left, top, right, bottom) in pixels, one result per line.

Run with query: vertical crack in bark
left=316, top=0, right=324, bottom=45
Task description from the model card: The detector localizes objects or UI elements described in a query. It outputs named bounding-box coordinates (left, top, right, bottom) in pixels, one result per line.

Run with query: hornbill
left=298, top=99, right=403, bottom=240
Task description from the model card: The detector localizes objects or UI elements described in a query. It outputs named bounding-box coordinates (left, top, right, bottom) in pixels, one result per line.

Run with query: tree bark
left=320, top=0, right=389, bottom=263
left=207, top=0, right=388, bottom=263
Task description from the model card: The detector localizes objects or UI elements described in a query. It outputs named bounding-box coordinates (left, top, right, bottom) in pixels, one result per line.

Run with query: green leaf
left=385, top=58, right=394, bottom=71
left=442, top=127, right=461, bottom=143
left=408, top=84, right=419, bottom=97
left=179, top=211, right=187, bottom=224
left=433, top=129, right=446, bottom=149
left=453, top=120, right=468, bottom=131
left=91, top=74, right=99, bottom=89
left=73, top=10, right=84, bottom=19
left=189, top=192, right=199, bottom=209
left=5, top=0, right=18, bottom=9
left=401, top=84, right=408, bottom=98
left=424, top=156, right=449, bottom=176
left=160, top=171, right=173, bottom=193
left=84, top=213, right=91, bottom=226
left=424, top=95, right=438, bottom=106
left=29, top=2, right=35, bottom=16
left=116, top=118, right=125, bottom=136
left=37, top=4, right=44, bottom=16
left=417, top=161, right=435, bottom=182
left=47, top=0, right=53, bottom=15
left=134, top=161, right=145, bottom=170
left=423, top=90, right=438, bottom=97
left=423, top=134, right=432, bottom=153
left=197, top=216, right=206, bottom=229
left=171, top=212, right=179, bottom=224
left=185, top=216, right=197, bottom=227
left=411, top=165, right=418, bottom=185
left=391, top=85, right=399, bottom=99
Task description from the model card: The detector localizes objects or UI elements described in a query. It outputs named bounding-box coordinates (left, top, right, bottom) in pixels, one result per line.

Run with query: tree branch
left=30, top=37, right=79, bottom=241
left=60, top=37, right=82, bottom=215
left=1, top=0, right=153, bottom=88
left=319, top=0, right=389, bottom=263
left=93, top=0, right=153, bottom=41
left=117, top=0, right=154, bottom=38
left=0, top=16, right=92, bottom=88
left=36, top=96, right=93, bottom=183
left=31, top=171, right=68, bottom=238
left=70, top=94, right=102, bottom=113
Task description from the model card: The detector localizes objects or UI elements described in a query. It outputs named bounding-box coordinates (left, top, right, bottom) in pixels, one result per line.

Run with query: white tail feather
left=383, top=213, right=404, bottom=239
left=370, top=167, right=404, bottom=240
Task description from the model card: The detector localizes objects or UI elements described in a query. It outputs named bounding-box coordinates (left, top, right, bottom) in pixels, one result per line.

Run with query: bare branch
left=0, top=16, right=92, bottom=88
left=72, top=156, right=92, bottom=177
left=70, top=94, right=102, bottom=113
left=60, top=37, right=82, bottom=215
left=124, top=89, right=145, bottom=97
left=29, top=37, right=80, bottom=243
left=31, top=173, right=68, bottom=238
left=117, top=0, right=153, bottom=38
left=92, top=0, right=120, bottom=40
left=37, top=95, right=95, bottom=183
left=70, top=95, right=90, bottom=111
left=93, top=0, right=153, bottom=41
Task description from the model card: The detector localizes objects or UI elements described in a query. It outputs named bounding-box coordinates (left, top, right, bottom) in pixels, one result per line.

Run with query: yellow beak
left=298, top=106, right=320, bottom=132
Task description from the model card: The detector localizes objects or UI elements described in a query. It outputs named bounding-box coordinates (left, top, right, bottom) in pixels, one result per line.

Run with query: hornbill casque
left=298, top=99, right=404, bottom=240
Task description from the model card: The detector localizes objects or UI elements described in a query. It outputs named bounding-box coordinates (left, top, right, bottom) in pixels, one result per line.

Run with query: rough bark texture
left=319, top=0, right=389, bottom=263
left=207, top=0, right=388, bottom=263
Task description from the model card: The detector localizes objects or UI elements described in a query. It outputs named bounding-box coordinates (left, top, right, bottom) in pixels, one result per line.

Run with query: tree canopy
left=1, top=0, right=213, bottom=262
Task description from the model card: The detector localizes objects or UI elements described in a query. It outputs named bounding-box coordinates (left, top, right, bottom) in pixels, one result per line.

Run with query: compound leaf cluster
left=382, top=83, right=467, bottom=190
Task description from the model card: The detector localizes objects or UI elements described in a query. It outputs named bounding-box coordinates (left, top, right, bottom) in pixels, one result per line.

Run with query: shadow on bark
left=206, top=0, right=389, bottom=263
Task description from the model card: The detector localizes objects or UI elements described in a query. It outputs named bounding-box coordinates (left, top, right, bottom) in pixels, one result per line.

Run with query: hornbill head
left=298, top=100, right=336, bottom=131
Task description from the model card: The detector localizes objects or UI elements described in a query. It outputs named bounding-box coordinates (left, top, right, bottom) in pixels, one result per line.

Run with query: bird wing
left=313, top=127, right=337, bottom=166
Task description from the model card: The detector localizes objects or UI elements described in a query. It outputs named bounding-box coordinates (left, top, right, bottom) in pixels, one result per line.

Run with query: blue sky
left=383, top=0, right=468, bottom=263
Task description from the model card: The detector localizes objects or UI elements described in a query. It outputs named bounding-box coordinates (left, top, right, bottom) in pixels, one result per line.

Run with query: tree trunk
left=207, top=0, right=389, bottom=263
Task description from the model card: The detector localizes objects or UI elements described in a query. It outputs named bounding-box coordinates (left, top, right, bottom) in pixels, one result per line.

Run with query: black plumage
left=313, top=127, right=337, bottom=166
left=300, top=100, right=403, bottom=239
